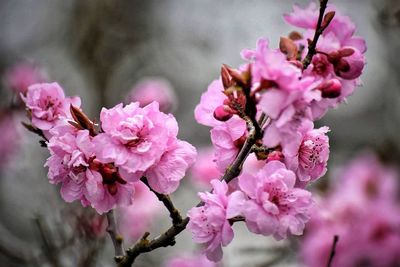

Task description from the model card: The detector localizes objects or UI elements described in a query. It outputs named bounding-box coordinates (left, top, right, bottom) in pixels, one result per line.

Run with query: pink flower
left=165, top=254, right=217, bottom=267
left=300, top=155, right=400, bottom=267
left=195, top=79, right=228, bottom=127
left=284, top=3, right=367, bottom=53
left=238, top=161, right=313, bottom=240
left=283, top=121, right=330, bottom=183
left=144, top=139, right=197, bottom=194
left=46, top=125, right=135, bottom=214
left=262, top=100, right=314, bottom=148
left=283, top=2, right=319, bottom=29
left=118, top=181, right=162, bottom=243
left=210, top=116, right=247, bottom=172
left=4, top=62, right=47, bottom=94
left=187, top=180, right=245, bottom=262
left=21, top=82, right=81, bottom=133
left=126, top=78, right=177, bottom=113
left=334, top=153, right=398, bottom=204
left=190, top=147, right=222, bottom=188
left=242, top=38, right=302, bottom=91
left=93, top=102, right=178, bottom=181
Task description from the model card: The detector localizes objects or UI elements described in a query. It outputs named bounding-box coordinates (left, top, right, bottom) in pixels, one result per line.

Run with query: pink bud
left=213, top=105, right=233, bottom=121
left=335, top=47, right=365, bottom=80
left=267, top=150, right=284, bottom=162
left=318, top=79, right=342, bottom=98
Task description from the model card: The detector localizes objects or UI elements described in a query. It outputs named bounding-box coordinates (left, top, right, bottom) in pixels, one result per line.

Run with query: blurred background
left=0, top=0, right=399, bottom=266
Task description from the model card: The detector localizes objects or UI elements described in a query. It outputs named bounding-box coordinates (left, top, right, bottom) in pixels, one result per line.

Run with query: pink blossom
left=262, top=100, right=313, bottom=148
left=118, top=181, right=162, bottom=243
left=93, top=102, right=178, bottom=181
left=144, top=139, right=197, bottom=194
left=242, top=38, right=302, bottom=91
left=283, top=121, right=330, bottom=183
left=190, top=147, right=222, bottom=188
left=284, top=3, right=366, bottom=53
left=46, top=125, right=134, bottom=214
left=283, top=2, right=319, bottom=29
left=334, top=153, right=398, bottom=204
left=21, top=82, right=81, bottom=134
left=300, top=155, right=400, bottom=267
left=4, top=62, right=47, bottom=94
left=126, top=78, right=177, bottom=113
left=164, top=254, right=217, bottom=267
left=194, top=79, right=228, bottom=127
left=238, top=161, right=313, bottom=240
left=187, top=180, right=245, bottom=262
left=210, top=116, right=247, bottom=172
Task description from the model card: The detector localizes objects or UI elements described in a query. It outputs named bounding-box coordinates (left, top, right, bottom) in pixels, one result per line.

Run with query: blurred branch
left=327, top=235, right=339, bottom=267
left=106, top=210, right=125, bottom=261
left=0, top=222, right=33, bottom=264
left=34, top=216, right=62, bottom=267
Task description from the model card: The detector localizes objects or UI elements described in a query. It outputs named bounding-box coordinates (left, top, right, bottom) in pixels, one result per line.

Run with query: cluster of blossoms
left=189, top=1, right=366, bottom=261
left=17, top=1, right=368, bottom=265
left=300, top=153, right=400, bottom=267
left=21, top=81, right=196, bottom=214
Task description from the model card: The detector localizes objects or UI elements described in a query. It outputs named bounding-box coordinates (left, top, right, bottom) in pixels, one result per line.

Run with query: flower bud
left=318, top=79, right=342, bottom=98
left=213, top=105, right=233, bottom=121
left=335, top=48, right=365, bottom=80
left=266, top=150, right=284, bottom=162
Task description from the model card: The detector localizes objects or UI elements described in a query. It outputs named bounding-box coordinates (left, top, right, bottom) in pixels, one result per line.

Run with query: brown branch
left=222, top=115, right=257, bottom=183
left=141, top=177, right=183, bottom=225
left=106, top=210, right=125, bottom=261
left=116, top=219, right=188, bottom=267
left=302, top=0, right=330, bottom=69
left=327, top=235, right=339, bottom=267
left=115, top=117, right=259, bottom=266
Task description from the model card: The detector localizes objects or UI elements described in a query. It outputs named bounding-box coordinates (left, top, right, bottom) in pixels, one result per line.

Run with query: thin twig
left=327, top=235, right=339, bottom=267
left=116, top=117, right=258, bottom=266
left=106, top=210, right=125, bottom=261
left=222, top=115, right=257, bottom=183
left=141, top=177, right=183, bottom=225
left=302, top=0, right=330, bottom=69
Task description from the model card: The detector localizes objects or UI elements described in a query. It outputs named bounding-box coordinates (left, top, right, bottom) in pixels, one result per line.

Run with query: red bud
left=213, top=105, right=233, bottom=121
left=318, top=79, right=342, bottom=98
left=288, top=31, right=303, bottom=41
left=322, top=11, right=335, bottom=29
left=221, top=65, right=232, bottom=89
left=267, top=151, right=284, bottom=162
left=280, top=36, right=298, bottom=60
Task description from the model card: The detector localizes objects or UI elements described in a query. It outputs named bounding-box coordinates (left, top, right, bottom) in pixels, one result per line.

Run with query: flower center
left=299, top=136, right=323, bottom=170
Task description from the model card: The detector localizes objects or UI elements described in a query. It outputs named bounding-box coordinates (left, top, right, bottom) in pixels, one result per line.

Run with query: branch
left=117, top=219, right=189, bottom=267
left=302, top=0, right=330, bottom=69
left=141, top=177, right=183, bottom=225
left=326, top=235, right=339, bottom=267
left=106, top=210, right=125, bottom=261
left=115, top=72, right=267, bottom=265
left=222, top=115, right=257, bottom=183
